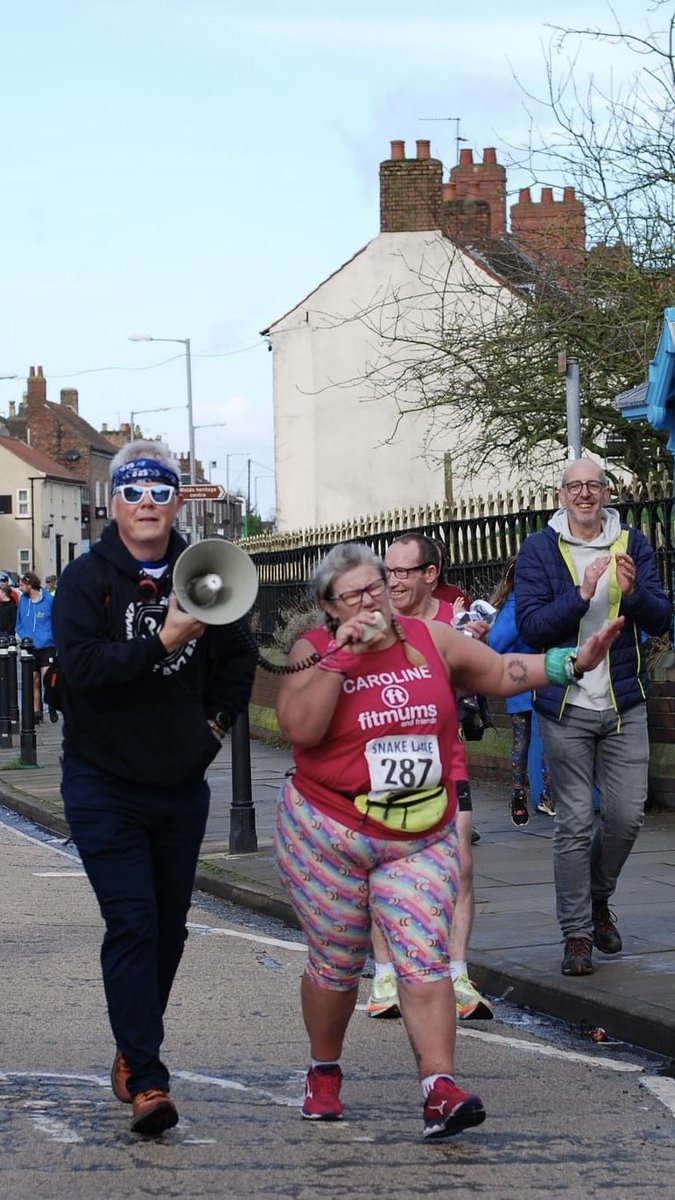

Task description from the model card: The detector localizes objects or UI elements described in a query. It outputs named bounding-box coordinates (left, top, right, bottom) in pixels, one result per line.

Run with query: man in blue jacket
left=515, top=458, right=671, bottom=977
left=53, top=441, right=257, bottom=1135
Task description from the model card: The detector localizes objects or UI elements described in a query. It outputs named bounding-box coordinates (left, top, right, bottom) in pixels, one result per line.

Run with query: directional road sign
left=180, top=484, right=227, bottom=501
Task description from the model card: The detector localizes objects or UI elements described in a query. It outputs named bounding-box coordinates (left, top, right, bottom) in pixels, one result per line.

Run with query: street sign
left=180, top=484, right=227, bottom=501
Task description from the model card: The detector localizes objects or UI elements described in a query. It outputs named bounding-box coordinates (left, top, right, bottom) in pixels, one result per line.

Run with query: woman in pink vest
left=275, top=541, right=621, bottom=1141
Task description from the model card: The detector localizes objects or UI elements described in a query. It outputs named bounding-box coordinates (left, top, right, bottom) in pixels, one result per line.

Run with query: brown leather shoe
left=111, top=1050, right=133, bottom=1104
left=130, top=1088, right=178, bottom=1136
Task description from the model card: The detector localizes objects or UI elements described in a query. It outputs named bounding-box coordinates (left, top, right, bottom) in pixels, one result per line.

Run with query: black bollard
left=229, top=707, right=258, bottom=853
left=7, top=639, right=19, bottom=732
left=0, top=637, right=11, bottom=749
left=19, top=637, right=37, bottom=766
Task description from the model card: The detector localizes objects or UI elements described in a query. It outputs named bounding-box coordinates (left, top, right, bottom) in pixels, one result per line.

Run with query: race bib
left=364, top=735, right=442, bottom=797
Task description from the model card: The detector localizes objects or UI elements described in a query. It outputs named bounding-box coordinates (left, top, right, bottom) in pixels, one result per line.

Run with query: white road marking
left=640, top=1075, right=675, bottom=1115
left=33, top=871, right=86, bottom=878
left=458, top=1026, right=643, bottom=1073
left=174, top=1070, right=302, bottom=1108
left=187, top=922, right=307, bottom=953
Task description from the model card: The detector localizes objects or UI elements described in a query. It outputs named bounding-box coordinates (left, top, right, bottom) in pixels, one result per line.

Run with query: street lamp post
left=129, top=405, right=185, bottom=441
left=128, top=335, right=197, bottom=541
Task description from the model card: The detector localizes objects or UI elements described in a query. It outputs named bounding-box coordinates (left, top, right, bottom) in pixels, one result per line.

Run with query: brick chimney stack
left=60, top=387, right=79, bottom=414
left=380, top=139, right=443, bottom=233
left=26, top=365, right=47, bottom=405
left=510, top=185, right=586, bottom=268
left=446, top=147, right=507, bottom=241
left=443, top=179, right=491, bottom=247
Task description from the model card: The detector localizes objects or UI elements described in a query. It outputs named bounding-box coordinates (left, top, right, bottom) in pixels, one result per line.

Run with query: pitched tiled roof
left=45, top=402, right=117, bottom=455
left=0, top=435, right=86, bottom=484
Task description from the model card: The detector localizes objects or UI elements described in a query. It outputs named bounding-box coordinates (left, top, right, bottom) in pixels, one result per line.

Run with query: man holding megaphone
left=52, top=440, right=258, bottom=1136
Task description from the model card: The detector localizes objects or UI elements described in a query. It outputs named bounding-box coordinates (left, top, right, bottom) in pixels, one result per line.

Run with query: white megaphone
left=173, top=538, right=259, bottom=625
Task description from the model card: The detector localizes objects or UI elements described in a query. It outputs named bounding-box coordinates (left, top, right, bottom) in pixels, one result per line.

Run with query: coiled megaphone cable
left=255, top=649, right=322, bottom=675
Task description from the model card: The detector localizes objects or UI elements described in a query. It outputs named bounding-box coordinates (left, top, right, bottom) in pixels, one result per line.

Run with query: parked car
left=0, top=569, right=19, bottom=585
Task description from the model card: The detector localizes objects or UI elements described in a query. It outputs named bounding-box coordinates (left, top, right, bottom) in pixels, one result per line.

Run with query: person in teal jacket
left=488, top=558, right=553, bottom=826
left=16, top=571, right=55, bottom=721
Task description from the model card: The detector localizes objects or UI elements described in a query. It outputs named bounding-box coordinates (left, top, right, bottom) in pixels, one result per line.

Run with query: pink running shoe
left=301, top=1065, right=344, bottom=1121
left=423, top=1076, right=486, bottom=1139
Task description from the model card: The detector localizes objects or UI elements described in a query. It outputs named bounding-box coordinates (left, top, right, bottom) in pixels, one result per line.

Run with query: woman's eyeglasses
left=327, top=579, right=386, bottom=607
left=116, top=484, right=176, bottom=505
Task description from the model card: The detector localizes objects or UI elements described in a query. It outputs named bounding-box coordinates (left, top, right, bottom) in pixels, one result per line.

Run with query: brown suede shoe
left=130, top=1088, right=178, bottom=1136
left=111, top=1050, right=133, bottom=1104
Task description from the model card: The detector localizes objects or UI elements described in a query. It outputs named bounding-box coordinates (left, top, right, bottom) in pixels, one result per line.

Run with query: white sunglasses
left=116, top=484, right=176, bottom=505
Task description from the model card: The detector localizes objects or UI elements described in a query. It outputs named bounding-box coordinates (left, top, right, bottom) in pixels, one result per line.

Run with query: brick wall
left=646, top=683, right=675, bottom=810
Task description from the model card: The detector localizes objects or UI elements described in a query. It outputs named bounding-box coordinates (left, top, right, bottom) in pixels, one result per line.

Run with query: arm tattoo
left=506, top=657, right=528, bottom=688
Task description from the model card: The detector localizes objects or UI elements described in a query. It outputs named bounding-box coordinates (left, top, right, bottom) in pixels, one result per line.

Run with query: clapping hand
left=580, top=555, right=610, bottom=601
left=614, top=552, right=637, bottom=597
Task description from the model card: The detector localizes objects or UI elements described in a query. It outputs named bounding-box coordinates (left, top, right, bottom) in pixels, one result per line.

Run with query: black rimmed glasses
left=327, top=578, right=386, bottom=608
left=562, top=480, right=606, bottom=496
left=385, top=562, right=433, bottom=581
left=116, top=484, right=176, bottom=505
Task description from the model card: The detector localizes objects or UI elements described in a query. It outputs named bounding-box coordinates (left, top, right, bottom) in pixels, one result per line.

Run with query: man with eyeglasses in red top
left=516, top=457, right=671, bottom=978
left=366, top=533, right=493, bottom=1024
left=52, top=440, right=257, bottom=1136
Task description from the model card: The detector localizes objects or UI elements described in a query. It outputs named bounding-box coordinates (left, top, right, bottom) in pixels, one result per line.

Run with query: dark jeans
left=62, top=755, right=210, bottom=1095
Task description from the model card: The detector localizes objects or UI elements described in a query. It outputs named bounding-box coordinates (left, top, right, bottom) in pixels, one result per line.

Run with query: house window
left=18, top=549, right=31, bottom=574
left=0, top=495, right=11, bottom=515
left=17, top=488, right=30, bottom=518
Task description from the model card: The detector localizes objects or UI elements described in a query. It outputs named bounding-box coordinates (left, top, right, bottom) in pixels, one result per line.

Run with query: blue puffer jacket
left=487, top=594, right=533, bottom=715
left=515, top=520, right=671, bottom=720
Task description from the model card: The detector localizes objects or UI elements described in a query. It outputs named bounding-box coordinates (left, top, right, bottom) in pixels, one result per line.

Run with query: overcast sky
left=0, top=0, right=649, bottom=520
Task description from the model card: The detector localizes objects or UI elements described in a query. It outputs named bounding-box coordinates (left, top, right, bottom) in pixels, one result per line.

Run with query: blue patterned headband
left=111, top=457, right=180, bottom=494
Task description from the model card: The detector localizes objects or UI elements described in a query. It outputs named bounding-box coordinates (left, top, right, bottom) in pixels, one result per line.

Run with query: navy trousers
left=62, top=755, right=210, bottom=1095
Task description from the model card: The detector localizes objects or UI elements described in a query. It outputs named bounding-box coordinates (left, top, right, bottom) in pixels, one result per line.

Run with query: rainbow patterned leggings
left=275, top=781, right=460, bottom=990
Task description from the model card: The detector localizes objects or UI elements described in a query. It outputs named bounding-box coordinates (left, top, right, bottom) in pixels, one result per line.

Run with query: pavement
left=2, top=719, right=675, bottom=1061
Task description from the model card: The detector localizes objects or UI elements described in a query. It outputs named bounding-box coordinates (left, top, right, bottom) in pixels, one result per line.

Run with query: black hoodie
left=53, top=522, right=258, bottom=789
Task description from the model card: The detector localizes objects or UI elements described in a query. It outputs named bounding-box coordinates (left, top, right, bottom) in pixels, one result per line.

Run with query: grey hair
left=109, top=439, right=180, bottom=482
left=311, top=542, right=385, bottom=604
